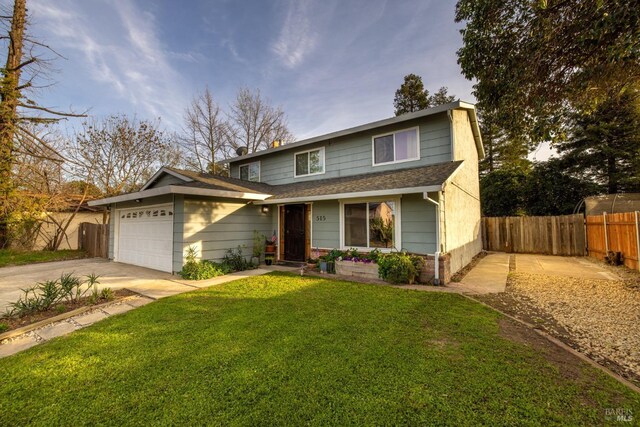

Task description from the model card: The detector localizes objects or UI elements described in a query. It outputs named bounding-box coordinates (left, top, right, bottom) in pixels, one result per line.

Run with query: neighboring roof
left=88, top=161, right=463, bottom=206
left=220, top=100, right=484, bottom=164
left=258, top=161, right=463, bottom=204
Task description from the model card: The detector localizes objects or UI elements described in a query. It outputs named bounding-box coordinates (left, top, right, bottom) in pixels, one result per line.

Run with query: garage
left=116, top=204, right=174, bottom=272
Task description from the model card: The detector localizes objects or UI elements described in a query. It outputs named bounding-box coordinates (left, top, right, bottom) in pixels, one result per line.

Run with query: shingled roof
left=89, top=161, right=463, bottom=207
left=164, top=167, right=274, bottom=194
left=168, top=161, right=462, bottom=201
left=266, top=161, right=462, bottom=201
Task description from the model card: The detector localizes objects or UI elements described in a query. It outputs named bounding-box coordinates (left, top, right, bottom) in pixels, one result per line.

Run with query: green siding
left=180, top=196, right=272, bottom=265
left=311, top=200, right=339, bottom=249
left=230, top=113, right=452, bottom=185
left=400, top=193, right=437, bottom=254
left=172, top=195, right=185, bottom=272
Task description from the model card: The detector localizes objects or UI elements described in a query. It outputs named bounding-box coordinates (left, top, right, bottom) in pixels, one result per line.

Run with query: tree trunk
left=607, top=155, right=618, bottom=194
left=0, top=0, right=27, bottom=248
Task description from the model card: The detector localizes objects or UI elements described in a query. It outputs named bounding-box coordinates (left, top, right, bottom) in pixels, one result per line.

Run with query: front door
left=284, top=204, right=306, bottom=261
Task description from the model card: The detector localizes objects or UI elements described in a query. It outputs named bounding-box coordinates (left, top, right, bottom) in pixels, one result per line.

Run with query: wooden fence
left=77, top=222, right=109, bottom=258
left=586, top=212, right=640, bottom=270
left=481, top=214, right=586, bottom=256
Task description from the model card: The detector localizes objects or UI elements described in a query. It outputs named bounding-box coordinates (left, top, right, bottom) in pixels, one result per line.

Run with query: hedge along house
left=88, top=100, right=484, bottom=284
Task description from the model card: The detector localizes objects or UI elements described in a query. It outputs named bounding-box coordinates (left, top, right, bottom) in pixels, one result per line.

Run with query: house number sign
left=315, top=215, right=327, bottom=222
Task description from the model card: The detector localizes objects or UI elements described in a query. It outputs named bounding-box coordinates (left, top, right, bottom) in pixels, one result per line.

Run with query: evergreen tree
left=558, top=91, right=640, bottom=194
left=393, top=74, right=429, bottom=116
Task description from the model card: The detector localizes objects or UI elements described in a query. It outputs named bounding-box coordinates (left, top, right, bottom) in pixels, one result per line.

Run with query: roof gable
left=141, top=167, right=193, bottom=190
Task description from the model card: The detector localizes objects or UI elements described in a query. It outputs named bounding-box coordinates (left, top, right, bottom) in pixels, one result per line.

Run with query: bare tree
left=180, top=87, right=232, bottom=174
left=227, top=87, right=293, bottom=153
left=0, top=0, right=85, bottom=247
left=11, top=125, right=93, bottom=250
left=68, top=114, right=177, bottom=197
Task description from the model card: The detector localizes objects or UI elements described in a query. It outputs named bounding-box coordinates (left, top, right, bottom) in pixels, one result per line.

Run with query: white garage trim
left=114, top=203, right=174, bottom=273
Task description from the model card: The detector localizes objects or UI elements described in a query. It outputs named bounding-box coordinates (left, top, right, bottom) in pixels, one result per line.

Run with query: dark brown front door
left=284, top=204, right=306, bottom=261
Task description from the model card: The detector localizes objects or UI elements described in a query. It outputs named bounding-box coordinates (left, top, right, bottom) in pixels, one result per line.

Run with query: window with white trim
left=239, top=161, right=260, bottom=182
left=373, top=127, right=419, bottom=165
left=344, top=200, right=396, bottom=249
left=295, top=147, right=325, bottom=177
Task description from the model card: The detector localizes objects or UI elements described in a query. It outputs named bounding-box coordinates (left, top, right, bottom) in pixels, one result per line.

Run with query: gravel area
left=479, top=269, right=640, bottom=386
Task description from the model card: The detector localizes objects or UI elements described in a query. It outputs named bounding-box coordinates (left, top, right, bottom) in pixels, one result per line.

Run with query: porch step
left=276, top=261, right=306, bottom=268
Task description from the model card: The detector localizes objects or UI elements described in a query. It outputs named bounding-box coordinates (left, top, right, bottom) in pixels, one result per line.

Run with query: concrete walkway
left=447, top=252, right=510, bottom=294
left=0, top=295, right=155, bottom=358
left=0, top=267, right=289, bottom=358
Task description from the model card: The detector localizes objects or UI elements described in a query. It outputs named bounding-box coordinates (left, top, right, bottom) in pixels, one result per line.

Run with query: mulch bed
left=0, top=289, right=136, bottom=332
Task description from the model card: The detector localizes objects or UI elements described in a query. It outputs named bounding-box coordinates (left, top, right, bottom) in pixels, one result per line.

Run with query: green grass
left=0, top=273, right=637, bottom=425
left=0, top=249, right=86, bottom=267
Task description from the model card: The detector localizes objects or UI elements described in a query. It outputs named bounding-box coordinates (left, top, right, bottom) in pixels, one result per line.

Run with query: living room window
left=294, top=147, right=325, bottom=177
left=239, top=161, right=260, bottom=182
left=342, top=200, right=398, bottom=249
left=372, top=127, right=419, bottom=166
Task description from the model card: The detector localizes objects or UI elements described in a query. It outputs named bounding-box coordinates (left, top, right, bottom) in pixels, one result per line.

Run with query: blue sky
left=23, top=0, right=482, bottom=142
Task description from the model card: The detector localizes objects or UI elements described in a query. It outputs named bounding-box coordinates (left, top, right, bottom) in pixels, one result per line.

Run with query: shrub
left=222, top=246, right=252, bottom=272
left=0, top=322, right=8, bottom=333
left=377, top=252, right=425, bottom=284
left=55, top=304, right=67, bottom=314
left=179, top=246, right=228, bottom=280
left=252, top=231, right=265, bottom=258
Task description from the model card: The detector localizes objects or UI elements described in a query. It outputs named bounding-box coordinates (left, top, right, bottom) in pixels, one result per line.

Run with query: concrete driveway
left=0, top=258, right=197, bottom=313
left=515, top=254, right=620, bottom=280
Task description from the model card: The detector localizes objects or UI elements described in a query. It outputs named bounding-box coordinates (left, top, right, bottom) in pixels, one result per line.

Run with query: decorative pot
left=319, top=261, right=327, bottom=273
left=265, top=244, right=276, bottom=253
left=265, top=259, right=273, bottom=266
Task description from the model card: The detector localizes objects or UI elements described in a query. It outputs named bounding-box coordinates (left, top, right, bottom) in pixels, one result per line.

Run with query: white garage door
left=117, top=204, right=174, bottom=272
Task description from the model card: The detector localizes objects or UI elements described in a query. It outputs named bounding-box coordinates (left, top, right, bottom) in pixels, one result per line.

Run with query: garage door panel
left=117, top=204, right=174, bottom=272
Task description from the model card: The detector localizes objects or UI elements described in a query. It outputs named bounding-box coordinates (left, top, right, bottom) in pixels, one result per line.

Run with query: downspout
left=424, top=192, right=441, bottom=285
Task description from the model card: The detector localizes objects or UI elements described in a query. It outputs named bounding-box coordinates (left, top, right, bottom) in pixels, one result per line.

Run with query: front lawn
left=0, top=249, right=86, bottom=268
left=0, top=273, right=637, bottom=425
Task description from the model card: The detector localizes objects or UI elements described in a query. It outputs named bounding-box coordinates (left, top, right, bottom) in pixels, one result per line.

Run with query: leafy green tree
left=558, top=91, right=640, bottom=194
left=394, top=74, right=429, bottom=116
left=480, top=165, right=530, bottom=216
left=455, top=0, right=640, bottom=146
left=525, top=159, right=602, bottom=216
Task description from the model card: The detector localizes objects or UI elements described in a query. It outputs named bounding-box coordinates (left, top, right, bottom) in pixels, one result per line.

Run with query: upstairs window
left=294, top=147, right=325, bottom=177
left=372, top=127, right=419, bottom=166
left=239, top=161, right=260, bottom=182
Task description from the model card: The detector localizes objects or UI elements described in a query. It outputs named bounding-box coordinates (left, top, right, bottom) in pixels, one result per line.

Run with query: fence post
left=603, top=212, right=609, bottom=254
left=635, top=211, right=640, bottom=272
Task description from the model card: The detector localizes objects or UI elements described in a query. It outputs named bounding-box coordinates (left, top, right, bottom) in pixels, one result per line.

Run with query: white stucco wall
left=442, top=109, right=483, bottom=274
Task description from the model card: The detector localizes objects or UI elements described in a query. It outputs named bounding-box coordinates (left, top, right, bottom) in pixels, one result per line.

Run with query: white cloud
left=271, top=0, right=317, bottom=68
left=31, top=0, right=188, bottom=126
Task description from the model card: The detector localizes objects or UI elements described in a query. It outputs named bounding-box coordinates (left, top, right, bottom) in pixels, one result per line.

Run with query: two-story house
left=89, top=100, right=484, bottom=284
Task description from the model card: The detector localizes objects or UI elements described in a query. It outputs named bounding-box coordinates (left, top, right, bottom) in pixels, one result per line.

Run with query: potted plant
left=265, top=231, right=277, bottom=253
left=265, top=255, right=274, bottom=266
left=307, top=258, right=319, bottom=270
